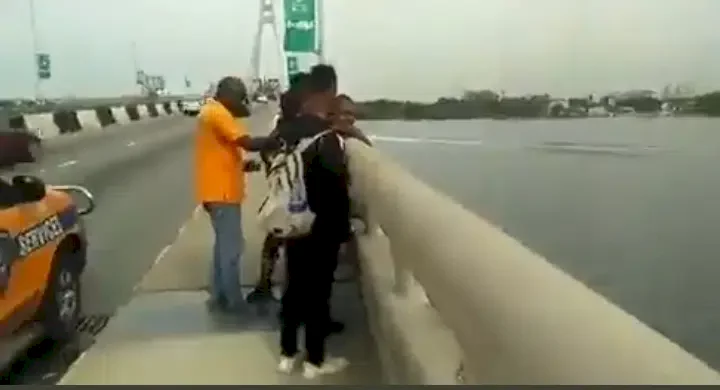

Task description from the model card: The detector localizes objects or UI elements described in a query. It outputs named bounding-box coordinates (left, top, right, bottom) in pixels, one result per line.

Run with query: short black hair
left=280, top=91, right=301, bottom=119
left=337, top=93, right=353, bottom=103
left=289, top=72, right=309, bottom=91
left=288, top=72, right=310, bottom=96
left=215, top=76, right=248, bottom=102
left=307, top=64, right=337, bottom=94
left=280, top=73, right=310, bottom=118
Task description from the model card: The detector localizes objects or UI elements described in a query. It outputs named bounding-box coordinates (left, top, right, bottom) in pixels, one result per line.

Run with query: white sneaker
left=302, top=357, right=349, bottom=379
left=277, top=355, right=297, bottom=374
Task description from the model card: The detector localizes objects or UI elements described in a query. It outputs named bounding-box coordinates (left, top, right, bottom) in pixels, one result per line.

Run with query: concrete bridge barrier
left=345, top=139, right=720, bottom=385
left=124, top=105, right=141, bottom=121
left=111, top=107, right=131, bottom=124
left=136, top=104, right=150, bottom=118
left=7, top=115, right=27, bottom=130
left=162, top=102, right=173, bottom=115
left=76, top=109, right=103, bottom=130
left=52, top=110, right=82, bottom=134
left=2, top=100, right=191, bottom=142
left=94, top=107, right=117, bottom=127
left=145, top=103, right=159, bottom=118
left=23, top=113, right=57, bottom=138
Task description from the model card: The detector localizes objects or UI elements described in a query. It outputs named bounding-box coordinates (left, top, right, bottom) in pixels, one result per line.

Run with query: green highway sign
left=283, top=0, right=317, bottom=53
left=35, top=53, right=51, bottom=80
left=286, top=56, right=300, bottom=76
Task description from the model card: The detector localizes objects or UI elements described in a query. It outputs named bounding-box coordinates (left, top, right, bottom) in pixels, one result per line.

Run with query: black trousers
left=279, top=232, right=340, bottom=365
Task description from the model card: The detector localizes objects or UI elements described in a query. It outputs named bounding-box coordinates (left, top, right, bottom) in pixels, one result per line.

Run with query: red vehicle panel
left=0, top=129, right=41, bottom=168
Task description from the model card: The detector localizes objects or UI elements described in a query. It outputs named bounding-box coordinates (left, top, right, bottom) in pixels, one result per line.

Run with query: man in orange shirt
left=194, top=76, right=280, bottom=314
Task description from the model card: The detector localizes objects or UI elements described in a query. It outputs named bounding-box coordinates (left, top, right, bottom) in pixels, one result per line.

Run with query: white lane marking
left=57, top=160, right=78, bottom=168
left=153, top=245, right=172, bottom=267
left=127, top=141, right=136, bottom=147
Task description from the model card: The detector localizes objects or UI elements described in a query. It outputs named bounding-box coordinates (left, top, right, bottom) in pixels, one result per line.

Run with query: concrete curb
left=6, top=100, right=191, bottom=140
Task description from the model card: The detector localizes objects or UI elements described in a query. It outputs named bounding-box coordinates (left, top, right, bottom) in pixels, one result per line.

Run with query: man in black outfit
left=276, top=64, right=351, bottom=379
left=246, top=73, right=311, bottom=304
left=248, top=72, right=346, bottom=336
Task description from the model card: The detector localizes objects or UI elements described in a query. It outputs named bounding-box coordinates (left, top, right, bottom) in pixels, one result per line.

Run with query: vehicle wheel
left=39, top=249, right=82, bottom=342
left=27, top=141, right=42, bottom=163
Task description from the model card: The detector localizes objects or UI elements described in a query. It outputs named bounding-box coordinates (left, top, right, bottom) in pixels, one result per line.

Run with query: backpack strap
left=295, top=130, right=333, bottom=154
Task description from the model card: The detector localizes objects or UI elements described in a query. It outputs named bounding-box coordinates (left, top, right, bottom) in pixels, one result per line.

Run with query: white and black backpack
left=257, top=130, right=344, bottom=238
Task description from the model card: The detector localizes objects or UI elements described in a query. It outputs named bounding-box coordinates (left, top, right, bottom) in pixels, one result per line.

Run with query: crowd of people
left=193, top=64, right=371, bottom=380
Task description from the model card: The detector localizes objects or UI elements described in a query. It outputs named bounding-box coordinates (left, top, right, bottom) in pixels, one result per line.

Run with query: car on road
left=0, top=128, right=43, bottom=168
left=0, top=176, right=95, bottom=371
left=182, top=100, right=202, bottom=116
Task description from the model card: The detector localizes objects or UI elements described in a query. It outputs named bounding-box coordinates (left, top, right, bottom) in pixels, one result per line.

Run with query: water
left=362, top=117, right=720, bottom=369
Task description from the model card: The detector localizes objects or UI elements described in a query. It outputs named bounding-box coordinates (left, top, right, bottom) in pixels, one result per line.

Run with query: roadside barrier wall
left=125, top=105, right=141, bottom=121
left=146, top=103, right=159, bottom=118
left=345, top=139, right=720, bottom=385
left=4, top=100, right=189, bottom=140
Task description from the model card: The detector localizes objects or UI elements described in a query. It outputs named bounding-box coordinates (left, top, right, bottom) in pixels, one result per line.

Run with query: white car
left=182, top=100, right=202, bottom=116
left=256, top=95, right=269, bottom=104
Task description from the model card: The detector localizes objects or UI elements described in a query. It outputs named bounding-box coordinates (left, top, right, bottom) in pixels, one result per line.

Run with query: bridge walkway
left=57, top=105, right=720, bottom=385
left=58, top=109, right=384, bottom=385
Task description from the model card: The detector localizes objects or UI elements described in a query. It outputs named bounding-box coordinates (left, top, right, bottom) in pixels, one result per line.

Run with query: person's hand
left=243, top=159, right=262, bottom=172
left=262, top=136, right=283, bottom=152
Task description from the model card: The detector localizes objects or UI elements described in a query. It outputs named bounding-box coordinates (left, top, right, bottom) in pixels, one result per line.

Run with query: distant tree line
left=354, top=89, right=720, bottom=120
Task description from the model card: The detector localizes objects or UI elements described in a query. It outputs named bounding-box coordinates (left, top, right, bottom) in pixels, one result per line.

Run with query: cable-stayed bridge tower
left=249, top=0, right=283, bottom=96
left=249, top=0, right=325, bottom=97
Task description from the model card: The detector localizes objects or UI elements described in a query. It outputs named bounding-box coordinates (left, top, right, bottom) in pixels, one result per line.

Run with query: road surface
left=6, top=107, right=271, bottom=316
left=7, top=116, right=196, bottom=315
left=0, top=105, right=272, bottom=383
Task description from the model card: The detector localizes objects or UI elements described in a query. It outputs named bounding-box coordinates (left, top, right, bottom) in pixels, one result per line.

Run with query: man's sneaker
left=246, top=288, right=278, bottom=305
left=302, top=357, right=349, bottom=379
left=277, top=355, right=297, bottom=374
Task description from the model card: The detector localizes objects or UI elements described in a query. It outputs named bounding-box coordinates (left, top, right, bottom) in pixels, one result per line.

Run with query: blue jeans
left=205, top=202, right=245, bottom=308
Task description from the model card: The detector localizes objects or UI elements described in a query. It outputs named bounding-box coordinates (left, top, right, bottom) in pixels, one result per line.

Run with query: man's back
left=285, top=115, right=351, bottom=242
left=194, top=99, right=248, bottom=204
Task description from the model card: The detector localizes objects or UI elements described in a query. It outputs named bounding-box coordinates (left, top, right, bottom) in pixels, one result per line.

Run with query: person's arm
left=314, top=134, right=352, bottom=240
left=210, top=106, right=280, bottom=152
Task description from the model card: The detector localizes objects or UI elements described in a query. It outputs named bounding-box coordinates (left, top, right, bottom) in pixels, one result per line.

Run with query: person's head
left=331, top=94, right=356, bottom=131
left=289, top=72, right=310, bottom=92
left=280, top=72, right=310, bottom=119
left=214, top=76, right=250, bottom=118
left=304, top=64, right=338, bottom=116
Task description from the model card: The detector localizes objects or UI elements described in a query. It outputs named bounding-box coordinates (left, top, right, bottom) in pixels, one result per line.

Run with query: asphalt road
left=6, top=107, right=272, bottom=316
left=6, top=117, right=195, bottom=316
left=0, top=104, right=275, bottom=384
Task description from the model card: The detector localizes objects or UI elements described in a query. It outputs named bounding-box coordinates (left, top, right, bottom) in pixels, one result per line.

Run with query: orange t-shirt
left=194, top=99, right=248, bottom=204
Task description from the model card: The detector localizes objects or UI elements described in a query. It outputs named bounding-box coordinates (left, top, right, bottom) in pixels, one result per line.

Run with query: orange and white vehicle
left=0, top=175, right=95, bottom=369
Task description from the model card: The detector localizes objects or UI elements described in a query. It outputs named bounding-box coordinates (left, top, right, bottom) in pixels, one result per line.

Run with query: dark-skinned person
left=330, top=94, right=372, bottom=145
left=194, top=75, right=281, bottom=315
left=275, top=64, right=351, bottom=379
left=248, top=73, right=346, bottom=336
left=246, top=72, right=311, bottom=304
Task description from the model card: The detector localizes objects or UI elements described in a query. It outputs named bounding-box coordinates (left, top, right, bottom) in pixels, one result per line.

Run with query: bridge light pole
left=28, top=0, right=41, bottom=99
left=316, top=0, right=325, bottom=63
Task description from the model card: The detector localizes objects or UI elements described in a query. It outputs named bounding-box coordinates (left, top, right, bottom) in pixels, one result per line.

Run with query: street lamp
left=29, top=0, right=41, bottom=99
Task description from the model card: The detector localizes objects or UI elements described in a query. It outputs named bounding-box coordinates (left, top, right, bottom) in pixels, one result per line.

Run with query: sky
left=0, top=0, right=719, bottom=101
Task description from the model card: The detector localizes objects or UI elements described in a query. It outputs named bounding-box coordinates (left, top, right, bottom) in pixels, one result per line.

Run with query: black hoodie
left=275, top=114, right=351, bottom=242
